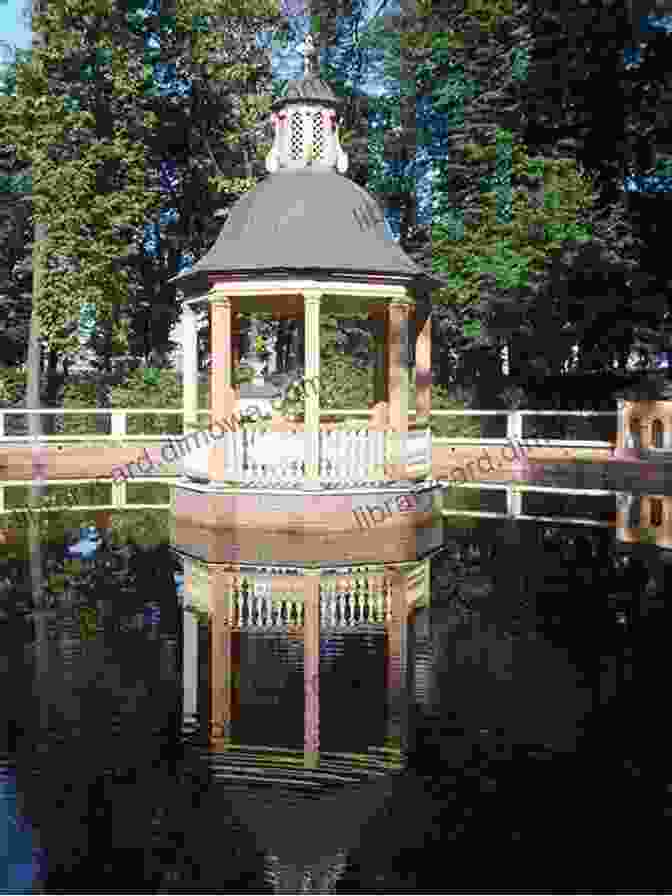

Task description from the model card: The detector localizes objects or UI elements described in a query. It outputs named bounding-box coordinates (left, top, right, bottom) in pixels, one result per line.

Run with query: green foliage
left=78, top=604, right=98, bottom=640
left=109, top=509, right=171, bottom=548
left=412, top=382, right=481, bottom=439
left=461, top=0, right=514, bottom=31
left=320, top=353, right=373, bottom=410
left=432, top=148, right=595, bottom=308
left=0, top=366, right=26, bottom=406
left=443, top=485, right=487, bottom=512
left=431, top=64, right=480, bottom=126
left=142, top=367, right=161, bottom=387
left=41, top=481, right=109, bottom=507
left=0, top=0, right=283, bottom=356
left=0, top=500, right=85, bottom=556
left=271, top=375, right=321, bottom=419
left=109, top=368, right=182, bottom=436
left=126, top=482, right=171, bottom=505
left=510, top=46, right=529, bottom=81
left=233, top=364, right=254, bottom=386
left=62, top=380, right=100, bottom=436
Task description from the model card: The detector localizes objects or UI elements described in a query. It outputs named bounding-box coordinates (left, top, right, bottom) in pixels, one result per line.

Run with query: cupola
left=264, top=34, right=348, bottom=174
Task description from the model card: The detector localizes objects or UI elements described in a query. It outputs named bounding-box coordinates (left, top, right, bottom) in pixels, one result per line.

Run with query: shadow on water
left=0, top=506, right=670, bottom=892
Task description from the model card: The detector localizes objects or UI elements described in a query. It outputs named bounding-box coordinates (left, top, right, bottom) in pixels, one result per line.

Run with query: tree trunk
left=28, top=0, right=48, bottom=605
left=43, top=346, right=60, bottom=435
left=26, top=266, right=43, bottom=442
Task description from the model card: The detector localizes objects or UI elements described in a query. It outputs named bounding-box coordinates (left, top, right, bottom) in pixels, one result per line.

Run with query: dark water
left=1, top=507, right=670, bottom=892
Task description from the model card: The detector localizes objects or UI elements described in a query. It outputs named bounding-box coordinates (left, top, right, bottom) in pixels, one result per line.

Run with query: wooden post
left=232, top=313, right=242, bottom=407
left=387, top=301, right=411, bottom=479
left=385, top=567, right=409, bottom=755
left=210, top=566, right=233, bottom=747
left=415, top=304, right=432, bottom=427
left=209, top=293, right=235, bottom=482
left=370, top=312, right=389, bottom=429
left=182, top=304, right=199, bottom=432
left=304, top=568, right=320, bottom=768
left=304, top=291, right=322, bottom=486
left=182, top=609, right=198, bottom=724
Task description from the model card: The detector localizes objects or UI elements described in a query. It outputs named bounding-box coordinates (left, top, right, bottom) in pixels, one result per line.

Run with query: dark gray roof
left=170, top=169, right=448, bottom=294
left=270, top=75, right=343, bottom=110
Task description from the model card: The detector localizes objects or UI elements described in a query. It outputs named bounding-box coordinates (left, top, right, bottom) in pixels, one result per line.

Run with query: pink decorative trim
left=610, top=446, right=642, bottom=462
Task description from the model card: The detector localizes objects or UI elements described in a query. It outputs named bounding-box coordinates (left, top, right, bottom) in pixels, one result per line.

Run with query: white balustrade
left=111, top=411, right=126, bottom=438
left=215, top=570, right=393, bottom=629
left=405, top=428, right=431, bottom=466
left=178, top=426, right=417, bottom=486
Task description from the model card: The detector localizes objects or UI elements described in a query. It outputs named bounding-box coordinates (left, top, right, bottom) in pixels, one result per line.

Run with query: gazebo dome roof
left=169, top=33, right=447, bottom=297
left=270, top=74, right=344, bottom=111
left=170, top=168, right=442, bottom=291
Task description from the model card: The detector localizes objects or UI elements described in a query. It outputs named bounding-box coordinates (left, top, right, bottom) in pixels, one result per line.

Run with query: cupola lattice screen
left=290, top=111, right=304, bottom=161
left=265, top=102, right=348, bottom=173
left=312, top=111, right=324, bottom=160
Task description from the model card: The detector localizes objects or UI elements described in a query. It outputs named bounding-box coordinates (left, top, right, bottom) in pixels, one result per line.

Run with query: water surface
left=1, top=496, right=669, bottom=892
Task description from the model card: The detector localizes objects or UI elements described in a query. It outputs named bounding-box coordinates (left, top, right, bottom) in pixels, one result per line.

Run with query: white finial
left=303, top=33, right=317, bottom=77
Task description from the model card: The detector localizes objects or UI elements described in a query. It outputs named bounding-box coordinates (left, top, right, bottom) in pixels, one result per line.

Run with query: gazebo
left=170, top=40, right=446, bottom=889
left=169, top=34, right=446, bottom=497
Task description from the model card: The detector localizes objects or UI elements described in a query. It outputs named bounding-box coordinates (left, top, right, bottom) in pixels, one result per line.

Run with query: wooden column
left=209, top=293, right=235, bottom=482
left=616, top=399, right=625, bottom=451
left=182, top=304, right=199, bottom=432
left=370, top=312, right=388, bottom=428
left=415, top=304, right=432, bottom=427
left=210, top=566, right=234, bottom=747
left=304, top=291, right=322, bottom=486
left=385, top=568, right=409, bottom=755
left=303, top=568, right=321, bottom=768
left=387, top=301, right=411, bottom=479
left=232, top=313, right=242, bottom=406
left=181, top=557, right=199, bottom=729
left=182, top=609, right=199, bottom=727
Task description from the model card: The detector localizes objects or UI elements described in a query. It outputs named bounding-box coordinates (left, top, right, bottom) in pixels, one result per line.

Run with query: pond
left=0, top=491, right=670, bottom=892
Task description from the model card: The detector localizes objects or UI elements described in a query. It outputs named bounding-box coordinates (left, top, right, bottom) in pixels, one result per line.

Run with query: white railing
left=319, top=429, right=386, bottom=483
left=0, top=408, right=189, bottom=442
left=229, top=590, right=391, bottom=629
left=441, top=481, right=616, bottom=528
left=182, top=428, right=412, bottom=486
left=431, top=409, right=616, bottom=449
left=0, top=407, right=617, bottom=449
left=189, top=569, right=393, bottom=629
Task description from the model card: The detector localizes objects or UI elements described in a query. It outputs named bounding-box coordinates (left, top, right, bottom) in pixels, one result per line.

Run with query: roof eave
left=170, top=266, right=450, bottom=299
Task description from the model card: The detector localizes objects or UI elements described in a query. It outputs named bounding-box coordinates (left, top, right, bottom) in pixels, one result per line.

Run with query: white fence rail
left=441, top=481, right=616, bottom=528
left=0, top=407, right=618, bottom=449
left=432, top=409, right=616, bottom=449
left=0, top=408, right=186, bottom=442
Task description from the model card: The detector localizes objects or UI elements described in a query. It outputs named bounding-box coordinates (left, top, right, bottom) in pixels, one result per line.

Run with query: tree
left=0, top=0, right=284, bottom=368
